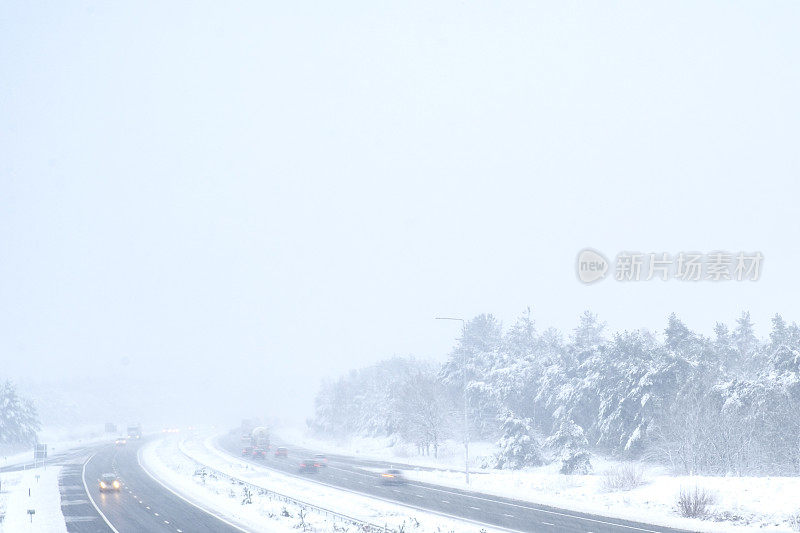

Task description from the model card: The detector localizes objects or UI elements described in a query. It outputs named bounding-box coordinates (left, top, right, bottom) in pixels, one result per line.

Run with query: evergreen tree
left=490, top=411, right=542, bottom=469
left=0, top=380, right=40, bottom=447
left=546, top=419, right=592, bottom=474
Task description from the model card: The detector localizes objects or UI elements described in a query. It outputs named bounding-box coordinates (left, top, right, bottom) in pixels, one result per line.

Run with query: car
left=115, top=438, right=127, bottom=446
left=298, top=458, right=321, bottom=473
left=252, top=447, right=266, bottom=459
left=99, top=473, right=121, bottom=492
left=274, top=446, right=288, bottom=457
left=241, top=446, right=253, bottom=456
left=379, top=469, right=406, bottom=485
left=313, top=453, right=328, bottom=467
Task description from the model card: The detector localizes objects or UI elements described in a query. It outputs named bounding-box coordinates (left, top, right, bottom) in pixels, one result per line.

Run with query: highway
left=219, top=434, right=695, bottom=533
left=68, top=439, right=246, bottom=533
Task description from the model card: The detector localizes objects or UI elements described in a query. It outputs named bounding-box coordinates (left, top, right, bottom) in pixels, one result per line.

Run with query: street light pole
left=435, top=316, right=469, bottom=485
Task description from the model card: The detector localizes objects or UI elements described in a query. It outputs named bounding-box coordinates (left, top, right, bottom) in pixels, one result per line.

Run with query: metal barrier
left=175, top=440, right=394, bottom=533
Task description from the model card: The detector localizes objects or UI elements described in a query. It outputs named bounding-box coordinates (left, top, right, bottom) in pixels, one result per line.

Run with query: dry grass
left=676, top=485, right=716, bottom=518
left=601, top=463, right=647, bottom=491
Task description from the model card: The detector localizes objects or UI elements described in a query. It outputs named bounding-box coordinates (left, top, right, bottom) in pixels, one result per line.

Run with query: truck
left=250, top=426, right=270, bottom=450
left=127, top=423, right=142, bottom=439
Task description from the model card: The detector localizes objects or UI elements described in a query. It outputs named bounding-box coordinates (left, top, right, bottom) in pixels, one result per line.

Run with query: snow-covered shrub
left=546, top=420, right=592, bottom=474
left=602, top=463, right=647, bottom=491
left=490, top=412, right=543, bottom=469
left=789, top=510, right=800, bottom=532
left=676, top=486, right=715, bottom=518
left=559, top=449, right=592, bottom=475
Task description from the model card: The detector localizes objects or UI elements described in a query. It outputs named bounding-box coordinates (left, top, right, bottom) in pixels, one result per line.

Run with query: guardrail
left=175, top=440, right=394, bottom=533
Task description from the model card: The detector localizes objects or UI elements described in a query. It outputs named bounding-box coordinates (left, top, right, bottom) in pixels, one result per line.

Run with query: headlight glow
left=100, top=482, right=107, bottom=488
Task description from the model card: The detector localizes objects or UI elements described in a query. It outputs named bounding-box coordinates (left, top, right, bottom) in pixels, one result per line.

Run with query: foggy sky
left=2, top=2, right=799, bottom=422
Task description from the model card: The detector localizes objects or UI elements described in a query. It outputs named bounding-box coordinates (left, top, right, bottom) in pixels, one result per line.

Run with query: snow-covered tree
left=546, top=419, right=592, bottom=474
left=440, top=314, right=504, bottom=439
left=0, top=380, right=40, bottom=447
left=395, top=368, right=453, bottom=457
left=490, top=411, right=542, bottom=469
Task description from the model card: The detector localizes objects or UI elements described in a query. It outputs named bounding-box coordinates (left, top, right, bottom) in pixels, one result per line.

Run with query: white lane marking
left=442, top=500, right=450, bottom=504
left=470, top=506, right=480, bottom=510
left=137, top=446, right=249, bottom=533
left=261, top=447, right=657, bottom=533
left=382, top=475, right=661, bottom=533
left=177, top=530, right=183, bottom=532
left=229, top=440, right=661, bottom=533
left=154, top=512, right=159, bottom=516
left=146, top=506, right=150, bottom=509
left=503, top=513, right=514, bottom=518
left=216, top=441, right=523, bottom=533
left=81, top=453, right=121, bottom=533
left=416, top=494, right=425, bottom=498
left=164, top=520, right=170, bottom=524
left=542, top=522, right=554, bottom=526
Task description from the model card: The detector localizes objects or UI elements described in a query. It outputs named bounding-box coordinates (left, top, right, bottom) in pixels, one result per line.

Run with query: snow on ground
left=1, top=425, right=117, bottom=470
left=275, top=425, right=494, bottom=472
left=141, top=437, right=323, bottom=533
left=146, top=432, right=506, bottom=533
left=274, top=426, right=800, bottom=533
left=0, top=466, right=67, bottom=533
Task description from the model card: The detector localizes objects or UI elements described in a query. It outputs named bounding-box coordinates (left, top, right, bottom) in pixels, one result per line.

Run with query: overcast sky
left=2, top=2, right=799, bottom=421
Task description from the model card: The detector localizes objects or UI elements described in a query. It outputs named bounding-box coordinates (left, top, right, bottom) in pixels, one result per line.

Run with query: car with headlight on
left=99, top=473, right=121, bottom=492
left=379, top=469, right=406, bottom=485
left=115, top=438, right=127, bottom=446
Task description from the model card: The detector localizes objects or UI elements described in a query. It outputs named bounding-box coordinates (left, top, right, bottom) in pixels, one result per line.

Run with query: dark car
left=313, top=453, right=328, bottom=467
left=379, top=469, right=406, bottom=485
left=242, top=446, right=253, bottom=456
left=275, top=446, right=288, bottom=457
left=252, top=447, right=266, bottom=459
left=298, top=458, right=321, bottom=473
left=99, top=473, right=121, bottom=492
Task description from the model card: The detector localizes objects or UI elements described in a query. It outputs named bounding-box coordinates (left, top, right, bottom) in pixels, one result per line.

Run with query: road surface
left=220, top=434, right=695, bottom=533
left=67, top=439, right=246, bottom=533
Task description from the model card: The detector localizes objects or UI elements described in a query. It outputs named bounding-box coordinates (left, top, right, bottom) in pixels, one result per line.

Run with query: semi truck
left=127, top=423, right=142, bottom=439
left=251, top=426, right=270, bottom=449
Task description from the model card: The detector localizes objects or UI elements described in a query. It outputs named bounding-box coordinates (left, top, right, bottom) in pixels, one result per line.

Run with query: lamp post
left=435, top=316, right=469, bottom=485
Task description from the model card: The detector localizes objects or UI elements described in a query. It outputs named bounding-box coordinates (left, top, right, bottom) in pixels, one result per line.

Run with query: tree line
left=310, top=309, right=800, bottom=476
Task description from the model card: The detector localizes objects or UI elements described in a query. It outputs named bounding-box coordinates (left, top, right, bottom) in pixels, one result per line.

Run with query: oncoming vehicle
left=298, top=458, right=321, bottom=473
left=274, top=446, right=288, bottom=458
left=379, top=469, right=406, bottom=485
left=313, top=453, right=328, bottom=467
left=99, top=473, right=121, bottom=492
left=115, top=438, right=127, bottom=446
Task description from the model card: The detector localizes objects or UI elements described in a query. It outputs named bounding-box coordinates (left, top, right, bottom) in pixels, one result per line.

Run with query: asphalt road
left=221, top=434, right=696, bottom=533
left=73, top=439, right=246, bottom=533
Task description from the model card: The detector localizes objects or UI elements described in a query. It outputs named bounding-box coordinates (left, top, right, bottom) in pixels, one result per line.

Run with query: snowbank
left=0, top=466, right=67, bottom=533
left=1, top=425, right=116, bottom=470
left=274, top=425, right=495, bottom=472
left=145, top=432, right=505, bottom=533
